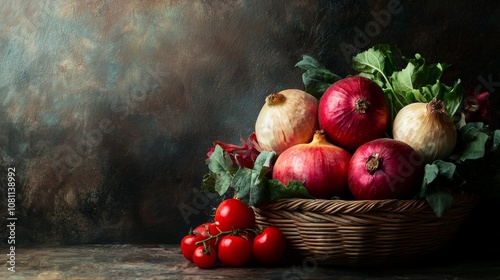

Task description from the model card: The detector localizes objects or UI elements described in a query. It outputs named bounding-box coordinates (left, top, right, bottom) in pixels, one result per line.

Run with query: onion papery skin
left=255, top=89, right=319, bottom=155
left=272, top=130, right=352, bottom=199
left=348, top=138, right=424, bottom=200
left=392, top=100, right=457, bottom=163
left=318, top=76, right=389, bottom=152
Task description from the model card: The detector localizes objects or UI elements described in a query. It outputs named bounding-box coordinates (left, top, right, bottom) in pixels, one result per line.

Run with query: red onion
left=348, top=138, right=424, bottom=200
left=272, top=130, right=351, bottom=199
left=318, top=76, right=389, bottom=152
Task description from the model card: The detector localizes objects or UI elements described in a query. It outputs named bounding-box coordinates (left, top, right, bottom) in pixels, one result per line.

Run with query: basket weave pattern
left=253, top=191, right=478, bottom=266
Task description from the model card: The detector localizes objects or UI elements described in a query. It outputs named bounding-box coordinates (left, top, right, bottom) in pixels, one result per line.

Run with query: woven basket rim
left=256, top=191, right=480, bottom=215
left=253, top=191, right=481, bottom=266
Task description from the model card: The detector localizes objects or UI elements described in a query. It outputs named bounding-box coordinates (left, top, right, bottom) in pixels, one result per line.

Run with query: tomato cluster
left=180, top=198, right=287, bottom=269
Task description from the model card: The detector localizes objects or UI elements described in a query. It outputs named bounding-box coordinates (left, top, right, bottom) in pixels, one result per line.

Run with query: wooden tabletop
left=1, top=244, right=499, bottom=279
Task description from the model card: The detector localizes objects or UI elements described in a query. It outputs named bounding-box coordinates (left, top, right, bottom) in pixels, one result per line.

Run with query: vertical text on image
left=6, top=167, right=17, bottom=272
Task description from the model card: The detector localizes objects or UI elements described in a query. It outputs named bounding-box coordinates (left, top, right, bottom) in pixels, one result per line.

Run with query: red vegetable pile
left=266, top=75, right=424, bottom=201
left=180, top=198, right=286, bottom=269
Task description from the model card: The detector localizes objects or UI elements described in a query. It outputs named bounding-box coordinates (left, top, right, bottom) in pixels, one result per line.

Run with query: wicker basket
left=253, top=191, right=479, bottom=266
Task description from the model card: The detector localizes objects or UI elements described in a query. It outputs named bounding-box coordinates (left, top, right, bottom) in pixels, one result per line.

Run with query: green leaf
left=389, top=56, right=455, bottom=115
left=353, top=47, right=389, bottom=77
left=231, top=168, right=252, bottom=198
left=407, top=79, right=463, bottom=117
left=409, top=89, right=426, bottom=103
left=353, top=44, right=397, bottom=75
left=215, top=174, right=232, bottom=196
left=420, top=81, right=444, bottom=100
left=416, top=61, right=449, bottom=85
left=450, top=123, right=498, bottom=192
left=376, top=44, right=397, bottom=70
left=231, top=151, right=276, bottom=205
left=465, top=132, right=489, bottom=159
left=266, top=180, right=312, bottom=202
left=443, top=80, right=464, bottom=117
left=201, top=171, right=217, bottom=193
left=254, top=151, right=276, bottom=175
left=250, top=151, right=275, bottom=188
left=207, top=145, right=233, bottom=174
left=423, top=163, right=439, bottom=183
left=460, top=131, right=490, bottom=161
left=295, top=55, right=341, bottom=99
left=249, top=179, right=266, bottom=206
left=418, top=160, right=458, bottom=199
left=492, top=129, right=500, bottom=152
left=207, top=145, right=235, bottom=195
left=389, top=63, right=425, bottom=112
left=390, top=61, right=422, bottom=94
left=396, top=53, right=448, bottom=89
left=460, top=122, right=484, bottom=141
left=295, top=54, right=324, bottom=70
left=434, top=160, right=456, bottom=181
left=359, top=72, right=384, bottom=87
left=426, top=188, right=453, bottom=217
left=419, top=163, right=439, bottom=198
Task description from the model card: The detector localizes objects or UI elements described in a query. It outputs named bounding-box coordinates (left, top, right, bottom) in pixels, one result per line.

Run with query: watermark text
left=6, top=167, right=17, bottom=272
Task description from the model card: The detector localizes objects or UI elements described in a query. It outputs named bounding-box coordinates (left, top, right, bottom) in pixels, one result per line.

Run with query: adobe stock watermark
left=456, top=72, right=499, bottom=123
left=386, top=149, right=426, bottom=194
left=178, top=188, right=215, bottom=225
left=339, top=0, right=403, bottom=63
left=281, top=253, right=329, bottom=280
left=50, top=66, right=165, bottom=183
left=6, top=167, right=17, bottom=273
left=280, top=229, right=347, bottom=279
left=476, top=73, right=500, bottom=93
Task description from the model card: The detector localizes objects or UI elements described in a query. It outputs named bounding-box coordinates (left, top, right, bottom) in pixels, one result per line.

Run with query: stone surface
left=1, top=244, right=499, bottom=279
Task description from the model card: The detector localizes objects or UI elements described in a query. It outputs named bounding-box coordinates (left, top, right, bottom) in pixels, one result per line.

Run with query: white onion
left=392, top=98, right=457, bottom=163
left=255, top=89, right=318, bottom=155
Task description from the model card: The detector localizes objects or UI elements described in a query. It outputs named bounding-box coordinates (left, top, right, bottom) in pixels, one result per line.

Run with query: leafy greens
left=297, top=44, right=464, bottom=126
left=202, top=145, right=312, bottom=206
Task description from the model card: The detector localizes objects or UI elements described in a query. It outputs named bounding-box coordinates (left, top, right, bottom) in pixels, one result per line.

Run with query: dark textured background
left=0, top=0, right=499, bottom=258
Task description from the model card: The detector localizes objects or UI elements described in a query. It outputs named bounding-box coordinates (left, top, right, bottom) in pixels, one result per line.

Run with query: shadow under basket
left=253, top=191, right=479, bottom=267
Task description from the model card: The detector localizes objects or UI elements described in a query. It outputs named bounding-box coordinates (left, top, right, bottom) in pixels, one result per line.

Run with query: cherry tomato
left=218, top=235, right=253, bottom=267
left=238, top=231, right=255, bottom=243
left=208, top=221, right=222, bottom=236
left=253, top=226, right=287, bottom=265
left=180, top=234, right=204, bottom=261
left=193, top=223, right=212, bottom=238
left=193, top=222, right=218, bottom=248
left=192, top=245, right=217, bottom=269
left=214, top=198, right=256, bottom=231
